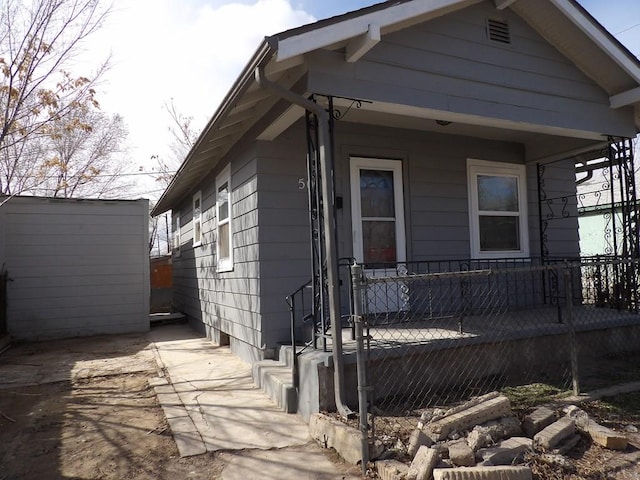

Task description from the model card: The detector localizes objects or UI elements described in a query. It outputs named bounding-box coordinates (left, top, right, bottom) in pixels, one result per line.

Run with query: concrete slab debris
left=407, top=446, right=440, bottom=480
left=309, top=413, right=367, bottom=465
left=426, top=396, right=512, bottom=442
left=566, top=406, right=628, bottom=450
left=477, top=437, right=532, bottom=466
left=523, top=406, right=555, bottom=437
left=433, top=466, right=532, bottom=480
left=408, top=427, right=434, bottom=458
left=467, top=416, right=522, bottom=451
left=376, top=460, right=410, bottom=480
left=449, top=440, right=475, bottom=467
left=533, top=417, right=575, bottom=450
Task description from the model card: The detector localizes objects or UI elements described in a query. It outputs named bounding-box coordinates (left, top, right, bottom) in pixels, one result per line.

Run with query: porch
left=287, top=255, right=640, bottom=417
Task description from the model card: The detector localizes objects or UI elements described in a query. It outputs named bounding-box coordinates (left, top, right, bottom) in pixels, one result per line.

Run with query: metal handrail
left=286, top=280, right=313, bottom=392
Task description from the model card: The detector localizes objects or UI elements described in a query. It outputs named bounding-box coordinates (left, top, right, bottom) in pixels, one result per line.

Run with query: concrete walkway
left=149, top=324, right=360, bottom=479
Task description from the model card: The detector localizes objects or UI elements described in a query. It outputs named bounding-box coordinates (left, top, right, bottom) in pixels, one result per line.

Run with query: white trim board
left=350, top=157, right=406, bottom=264
left=275, top=0, right=482, bottom=62
left=548, top=0, right=640, bottom=83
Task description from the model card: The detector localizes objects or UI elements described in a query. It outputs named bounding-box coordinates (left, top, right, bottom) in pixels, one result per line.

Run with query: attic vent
left=487, top=18, right=511, bottom=44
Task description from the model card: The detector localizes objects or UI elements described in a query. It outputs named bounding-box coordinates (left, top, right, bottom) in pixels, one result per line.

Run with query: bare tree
left=166, top=98, right=197, bottom=162
left=0, top=0, right=109, bottom=196
left=35, top=104, right=131, bottom=198
left=151, top=99, right=199, bottom=187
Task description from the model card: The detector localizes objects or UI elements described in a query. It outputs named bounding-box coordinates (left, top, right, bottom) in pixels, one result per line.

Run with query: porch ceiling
left=273, top=96, right=610, bottom=164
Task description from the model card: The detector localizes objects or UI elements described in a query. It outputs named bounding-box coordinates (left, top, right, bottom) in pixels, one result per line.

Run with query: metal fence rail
left=348, top=257, right=640, bottom=458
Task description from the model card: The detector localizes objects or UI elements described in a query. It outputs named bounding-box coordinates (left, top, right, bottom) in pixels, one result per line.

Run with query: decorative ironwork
left=537, top=137, right=638, bottom=311
left=305, top=104, right=329, bottom=349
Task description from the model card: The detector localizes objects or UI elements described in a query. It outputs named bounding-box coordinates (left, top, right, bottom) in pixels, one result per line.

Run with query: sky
left=80, top=0, right=640, bottom=200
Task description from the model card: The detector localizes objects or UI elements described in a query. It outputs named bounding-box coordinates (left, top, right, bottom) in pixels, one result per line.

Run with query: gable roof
left=151, top=0, right=640, bottom=216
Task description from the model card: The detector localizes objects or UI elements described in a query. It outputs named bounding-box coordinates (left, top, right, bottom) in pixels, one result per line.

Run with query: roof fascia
left=548, top=0, right=640, bottom=83
left=274, top=0, right=482, bottom=62
left=151, top=41, right=274, bottom=216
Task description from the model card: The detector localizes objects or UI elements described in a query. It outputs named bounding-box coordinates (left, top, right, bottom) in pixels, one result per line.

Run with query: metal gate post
left=564, top=264, right=580, bottom=396
left=351, top=263, right=369, bottom=475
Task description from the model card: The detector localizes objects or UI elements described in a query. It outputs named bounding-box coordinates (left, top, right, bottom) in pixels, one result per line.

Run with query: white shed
left=0, top=196, right=150, bottom=340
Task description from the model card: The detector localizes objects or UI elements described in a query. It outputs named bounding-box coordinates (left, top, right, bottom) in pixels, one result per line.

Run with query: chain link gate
left=350, top=257, right=640, bottom=465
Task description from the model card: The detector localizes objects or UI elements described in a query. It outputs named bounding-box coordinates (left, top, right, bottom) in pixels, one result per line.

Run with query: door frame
left=349, top=157, right=406, bottom=265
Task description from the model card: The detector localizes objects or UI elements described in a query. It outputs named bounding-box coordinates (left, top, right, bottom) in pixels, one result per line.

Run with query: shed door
left=350, top=157, right=407, bottom=313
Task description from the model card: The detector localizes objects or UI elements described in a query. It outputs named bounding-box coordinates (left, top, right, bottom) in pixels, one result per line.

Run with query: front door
left=350, top=157, right=407, bottom=313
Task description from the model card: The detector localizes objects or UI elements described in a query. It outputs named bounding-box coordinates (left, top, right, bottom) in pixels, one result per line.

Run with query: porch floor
left=334, top=305, right=640, bottom=355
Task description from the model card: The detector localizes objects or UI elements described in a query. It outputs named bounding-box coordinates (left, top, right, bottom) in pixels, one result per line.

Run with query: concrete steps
left=251, top=345, right=297, bottom=413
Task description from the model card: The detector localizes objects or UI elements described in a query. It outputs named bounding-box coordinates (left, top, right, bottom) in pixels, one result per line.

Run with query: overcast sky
left=82, top=0, right=640, bottom=200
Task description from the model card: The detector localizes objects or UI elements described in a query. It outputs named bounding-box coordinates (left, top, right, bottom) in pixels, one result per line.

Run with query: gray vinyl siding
left=172, top=144, right=265, bottom=362
left=173, top=125, right=581, bottom=356
left=305, top=1, right=635, bottom=139
left=2, top=197, right=149, bottom=339
left=253, top=120, right=580, bottom=343
left=255, top=131, right=310, bottom=348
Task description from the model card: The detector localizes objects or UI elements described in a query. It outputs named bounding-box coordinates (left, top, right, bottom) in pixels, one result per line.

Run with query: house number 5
left=298, top=178, right=306, bottom=190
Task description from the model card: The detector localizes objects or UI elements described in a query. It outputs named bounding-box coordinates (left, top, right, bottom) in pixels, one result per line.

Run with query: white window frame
left=350, top=157, right=406, bottom=265
left=216, top=165, right=233, bottom=272
left=173, top=212, right=181, bottom=257
left=467, top=158, right=529, bottom=259
left=192, top=191, right=202, bottom=247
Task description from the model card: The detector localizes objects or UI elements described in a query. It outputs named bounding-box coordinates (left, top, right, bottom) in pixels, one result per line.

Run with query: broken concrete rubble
left=533, top=417, right=575, bottom=450
left=407, top=446, right=440, bottom=480
left=565, top=405, right=628, bottom=450
left=466, top=416, right=522, bottom=451
left=425, top=395, right=511, bottom=442
left=522, top=406, right=555, bottom=437
left=476, top=437, right=532, bottom=466
left=408, top=427, right=434, bottom=458
left=329, top=392, right=632, bottom=479
left=448, top=439, right=475, bottom=467
left=433, top=466, right=533, bottom=480
left=376, top=459, right=409, bottom=480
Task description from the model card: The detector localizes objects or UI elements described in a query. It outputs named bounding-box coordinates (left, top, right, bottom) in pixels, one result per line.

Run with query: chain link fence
left=346, top=256, right=640, bottom=448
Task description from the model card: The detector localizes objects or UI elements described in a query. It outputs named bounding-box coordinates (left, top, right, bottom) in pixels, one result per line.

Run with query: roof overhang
left=151, top=0, right=640, bottom=217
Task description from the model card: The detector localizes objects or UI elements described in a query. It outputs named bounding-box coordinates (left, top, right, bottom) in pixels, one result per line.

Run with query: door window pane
left=479, top=215, right=519, bottom=251
left=360, top=169, right=394, bottom=218
left=363, top=221, right=396, bottom=264
left=477, top=175, right=518, bottom=212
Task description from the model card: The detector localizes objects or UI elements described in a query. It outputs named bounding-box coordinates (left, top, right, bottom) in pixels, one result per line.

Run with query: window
left=173, top=213, right=181, bottom=257
left=192, top=191, right=202, bottom=247
left=467, top=159, right=529, bottom=259
left=216, top=165, right=233, bottom=272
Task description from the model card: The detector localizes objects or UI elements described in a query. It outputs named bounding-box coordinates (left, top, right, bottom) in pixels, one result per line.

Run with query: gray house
left=1, top=196, right=150, bottom=340
left=152, top=0, right=640, bottom=372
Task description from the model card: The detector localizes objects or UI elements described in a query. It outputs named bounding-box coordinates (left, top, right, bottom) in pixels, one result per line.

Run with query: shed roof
left=151, top=0, right=640, bottom=216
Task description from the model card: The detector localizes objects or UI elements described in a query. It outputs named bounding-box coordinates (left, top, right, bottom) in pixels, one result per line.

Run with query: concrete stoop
left=251, top=345, right=297, bottom=413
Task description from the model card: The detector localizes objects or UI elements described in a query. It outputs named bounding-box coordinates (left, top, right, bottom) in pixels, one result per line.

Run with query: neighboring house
left=152, top=0, right=640, bottom=368
left=1, top=196, right=150, bottom=340
left=573, top=141, right=640, bottom=256
left=150, top=254, right=173, bottom=313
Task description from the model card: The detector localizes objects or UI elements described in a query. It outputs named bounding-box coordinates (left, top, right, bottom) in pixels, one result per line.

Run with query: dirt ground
left=0, top=330, right=359, bottom=480
left=0, top=332, right=227, bottom=480
left=1, top=331, right=640, bottom=480
left=0, top=373, right=226, bottom=480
